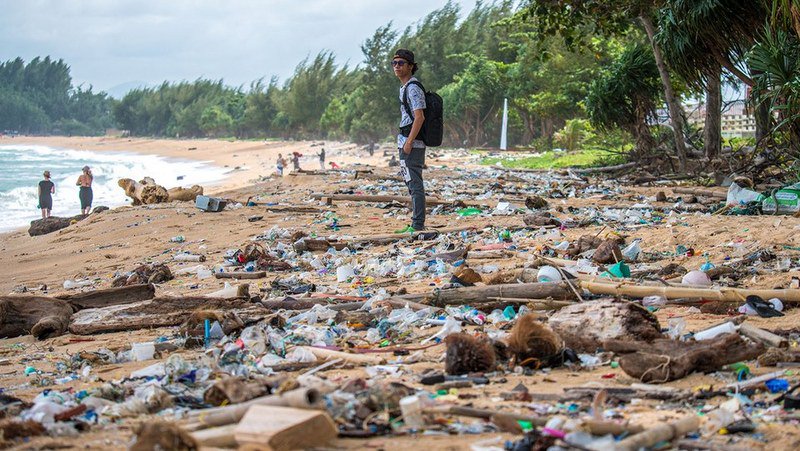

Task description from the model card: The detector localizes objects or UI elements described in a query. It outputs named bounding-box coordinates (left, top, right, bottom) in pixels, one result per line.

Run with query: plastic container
left=682, top=270, right=712, bottom=286
left=536, top=265, right=562, bottom=282
left=63, top=279, right=93, bottom=289
left=400, top=395, right=425, bottom=428
left=621, top=239, right=642, bottom=261
left=131, top=342, right=155, bottom=361
left=694, top=322, right=737, bottom=341
left=336, top=265, right=355, bottom=282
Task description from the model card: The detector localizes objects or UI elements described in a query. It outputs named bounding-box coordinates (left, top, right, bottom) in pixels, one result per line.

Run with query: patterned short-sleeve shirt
left=397, top=77, right=426, bottom=149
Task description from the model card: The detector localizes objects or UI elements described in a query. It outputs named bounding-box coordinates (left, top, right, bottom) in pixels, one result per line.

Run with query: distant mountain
left=105, top=81, right=152, bottom=99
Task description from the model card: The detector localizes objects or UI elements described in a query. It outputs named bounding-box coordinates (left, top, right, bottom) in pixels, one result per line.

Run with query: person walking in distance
left=76, top=165, right=93, bottom=214
left=276, top=153, right=286, bottom=176
left=392, top=49, right=426, bottom=233
left=318, top=148, right=326, bottom=170
left=38, top=170, right=55, bottom=218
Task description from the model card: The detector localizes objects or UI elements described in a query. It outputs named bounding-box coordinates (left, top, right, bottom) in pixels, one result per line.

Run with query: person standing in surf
left=38, top=170, right=55, bottom=218
left=76, top=165, right=93, bottom=214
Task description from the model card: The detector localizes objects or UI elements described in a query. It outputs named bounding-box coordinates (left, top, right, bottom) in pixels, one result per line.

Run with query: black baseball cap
left=393, top=49, right=415, bottom=63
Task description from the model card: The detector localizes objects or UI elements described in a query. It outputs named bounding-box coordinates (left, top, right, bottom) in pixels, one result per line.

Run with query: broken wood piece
left=69, top=296, right=266, bottom=335
left=55, top=284, right=156, bottom=310
left=424, top=405, right=547, bottom=426
left=186, top=388, right=321, bottom=429
left=738, top=323, right=788, bottom=348
left=299, top=346, right=386, bottom=365
left=672, top=186, right=727, bottom=199
left=311, top=193, right=450, bottom=205
left=346, top=225, right=479, bottom=246
left=189, top=424, right=237, bottom=448
left=214, top=271, right=267, bottom=279
left=0, top=295, right=73, bottom=339
left=234, top=405, right=337, bottom=451
left=580, top=419, right=644, bottom=436
left=392, top=281, right=576, bottom=308
left=615, top=415, right=700, bottom=451
left=605, top=334, right=765, bottom=383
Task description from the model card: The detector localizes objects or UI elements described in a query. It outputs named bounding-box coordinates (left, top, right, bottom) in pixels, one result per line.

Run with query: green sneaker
left=394, top=225, right=416, bottom=234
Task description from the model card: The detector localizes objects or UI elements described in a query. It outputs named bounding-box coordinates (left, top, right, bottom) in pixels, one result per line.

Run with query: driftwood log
left=69, top=296, right=267, bottom=335
left=392, top=282, right=577, bottom=307
left=310, top=193, right=450, bottom=206
left=616, top=415, right=700, bottom=451
left=28, top=215, right=87, bottom=236
left=347, top=225, right=480, bottom=246
left=605, top=334, right=765, bottom=383
left=0, top=296, right=74, bottom=339
left=55, top=284, right=156, bottom=309
left=547, top=299, right=662, bottom=352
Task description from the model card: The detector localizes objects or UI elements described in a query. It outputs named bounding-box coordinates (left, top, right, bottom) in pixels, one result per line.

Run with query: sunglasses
left=391, top=60, right=407, bottom=67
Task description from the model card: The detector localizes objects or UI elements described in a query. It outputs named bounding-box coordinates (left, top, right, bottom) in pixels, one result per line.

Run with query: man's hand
left=402, top=140, right=413, bottom=154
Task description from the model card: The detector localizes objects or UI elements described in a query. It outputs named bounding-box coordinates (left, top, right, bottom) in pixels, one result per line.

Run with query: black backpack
left=402, top=80, right=444, bottom=147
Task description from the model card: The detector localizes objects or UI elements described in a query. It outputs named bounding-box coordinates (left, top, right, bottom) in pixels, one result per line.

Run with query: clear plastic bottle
left=621, top=238, right=642, bottom=261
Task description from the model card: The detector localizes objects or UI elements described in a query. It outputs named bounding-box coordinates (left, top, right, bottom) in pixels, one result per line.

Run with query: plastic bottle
left=400, top=395, right=425, bottom=428
left=131, top=342, right=155, bottom=361
left=642, top=295, right=667, bottom=308
left=63, top=279, right=93, bottom=289
left=694, top=322, right=737, bottom=340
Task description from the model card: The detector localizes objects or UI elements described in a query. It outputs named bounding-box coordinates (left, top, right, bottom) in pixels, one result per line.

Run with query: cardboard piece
left=234, top=405, right=336, bottom=450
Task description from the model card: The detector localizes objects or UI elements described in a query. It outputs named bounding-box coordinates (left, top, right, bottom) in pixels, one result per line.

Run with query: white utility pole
left=500, top=97, right=508, bottom=150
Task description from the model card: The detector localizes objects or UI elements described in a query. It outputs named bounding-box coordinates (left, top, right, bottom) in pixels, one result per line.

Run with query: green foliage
left=585, top=42, right=662, bottom=155
left=0, top=56, right=114, bottom=134
left=748, top=26, right=800, bottom=152
left=554, top=119, right=594, bottom=152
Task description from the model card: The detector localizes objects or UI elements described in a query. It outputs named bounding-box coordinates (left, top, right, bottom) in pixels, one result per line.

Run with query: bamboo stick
left=738, top=323, right=789, bottom=348
left=300, top=346, right=386, bottom=365
left=310, top=193, right=450, bottom=205
left=391, top=282, right=576, bottom=307
left=424, top=405, right=548, bottom=426
left=185, top=388, right=321, bottom=429
left=581, top=280, right=800, bottom=303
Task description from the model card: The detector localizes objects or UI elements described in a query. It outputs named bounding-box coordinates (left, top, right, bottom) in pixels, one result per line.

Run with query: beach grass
left=477, top=146, right=627, bottom=169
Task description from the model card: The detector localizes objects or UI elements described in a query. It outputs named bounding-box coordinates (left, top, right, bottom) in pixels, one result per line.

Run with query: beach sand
left=0, top=135, right=798, bottom=449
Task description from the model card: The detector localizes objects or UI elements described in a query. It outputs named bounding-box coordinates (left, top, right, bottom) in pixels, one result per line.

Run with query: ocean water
left=0, top=144, right=228, bottom=232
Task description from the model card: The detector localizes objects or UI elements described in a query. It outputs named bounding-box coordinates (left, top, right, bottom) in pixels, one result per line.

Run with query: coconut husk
left=445, top=333, right=496, bottom=375
left=566, top=235, right=604, bottom=257
left=0, top=419, right=45, bottom=443
left=506, top=313, right=563, bottom=367
left=525, top=195, right=549, bottom=210
left=452, top=266, right=483, bottom=285
left=523, top=212, right=560, bottom=227
left=483, top=268, right=538, bottom=285
left=758, top=347, right=800, bottom=367
left=593, top=238, right=623, bottom=264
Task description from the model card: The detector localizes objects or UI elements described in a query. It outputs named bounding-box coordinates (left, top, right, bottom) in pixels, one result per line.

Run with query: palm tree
left=656, top=0, right=767, bottom=158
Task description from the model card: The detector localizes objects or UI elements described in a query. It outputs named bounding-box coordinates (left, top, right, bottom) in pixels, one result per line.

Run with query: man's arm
left=403, top=108, right=425, bottom=154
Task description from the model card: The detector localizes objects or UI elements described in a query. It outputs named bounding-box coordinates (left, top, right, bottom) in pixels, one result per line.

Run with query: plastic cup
left=131, top=342, right=155, bottom=361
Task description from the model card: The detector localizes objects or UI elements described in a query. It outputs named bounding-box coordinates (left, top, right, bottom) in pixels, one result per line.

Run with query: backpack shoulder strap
left=402, top=80, right=426, bottom=119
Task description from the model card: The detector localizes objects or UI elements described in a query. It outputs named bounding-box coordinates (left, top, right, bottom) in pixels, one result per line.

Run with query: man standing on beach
left=393, top=49, right=426, bottom=233
left=318, top=148, right=325, bottom=170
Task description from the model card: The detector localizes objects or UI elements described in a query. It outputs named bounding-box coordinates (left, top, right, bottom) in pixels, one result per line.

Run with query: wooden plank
left=55, top=284, right=156, bottom=310
left=234, top=406, right=337, bottom=451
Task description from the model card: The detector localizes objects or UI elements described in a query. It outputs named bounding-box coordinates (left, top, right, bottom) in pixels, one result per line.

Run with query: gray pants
left=399, top=148, right=425, bottom=229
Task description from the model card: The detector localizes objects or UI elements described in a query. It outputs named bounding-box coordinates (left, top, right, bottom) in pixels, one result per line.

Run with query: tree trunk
left=754, top=96, right=771, bottom=144
left=704, top=66, right=722, bottom=159
left=640, top=14, right=688, bottom=171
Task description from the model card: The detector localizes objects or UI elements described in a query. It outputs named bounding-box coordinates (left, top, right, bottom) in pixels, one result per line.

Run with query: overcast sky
left=1, top=0, right=477, bottom=96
